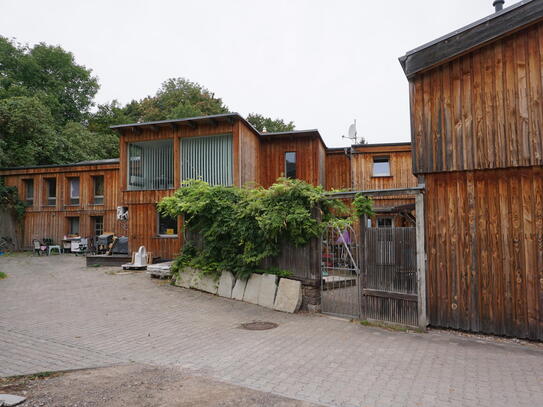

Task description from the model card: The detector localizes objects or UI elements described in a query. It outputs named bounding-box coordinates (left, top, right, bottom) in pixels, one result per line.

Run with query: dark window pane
left=68, top=217, right=80, bottom=235
left=69, top=178, right=80, bottom=205
left=24, top=179, right=34, bottom=204
left=285, top=151, right=296, bottom=178
left=45, top=178, right=56, bottom=206
left=93, top=176, right=104, bottom=204
left=92, top=216, right=104, bottom=236
left=158, top=212, right=178, bottom=236
left=377, top=218, right=393, bottom=228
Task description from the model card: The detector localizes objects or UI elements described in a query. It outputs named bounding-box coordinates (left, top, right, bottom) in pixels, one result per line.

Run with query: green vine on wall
left=0, top=177, right=26, bottom=221
left=158, top=178, right=356, bottom=280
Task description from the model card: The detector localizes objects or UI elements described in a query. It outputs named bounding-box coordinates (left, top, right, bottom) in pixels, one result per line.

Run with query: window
left=23, top=179, right=34, bottom=205
left=157, top=211, right=178, bottom=237
left=44, top=178, right=56, bottom=206
left=181, top=134, right=232, bottom=186
left=285, top=152, right=296, bottom=179
left=93, top=176, right=104, bottom=204
left=68, top=217, right=80, bottom=235
left=68, top=177, right=80, bottom=205
left=91, top=216, right=104, bottom=236
left=372, top=156, right=390, bottom=177
left=377, top=217, right=393, bottom=228
left=128, top=139, right=174, bottom=190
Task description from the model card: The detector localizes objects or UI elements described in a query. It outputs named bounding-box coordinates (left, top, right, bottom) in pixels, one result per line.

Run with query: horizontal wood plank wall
left=325, top=151, right=351, bottom=190
left=260, top=135, right=322, bottom=188
left=1, top=164, right=121, bottom=247
left=425, top=167, right=543, bottom=340
left=409, top=21, right=543, bottom=174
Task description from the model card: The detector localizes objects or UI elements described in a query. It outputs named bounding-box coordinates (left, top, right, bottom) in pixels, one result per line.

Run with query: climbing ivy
left=353, top=193, right=375, bottom=218
left=0, top=177, right=26, bottom=221
left=159, top=178, right=355, bottom=280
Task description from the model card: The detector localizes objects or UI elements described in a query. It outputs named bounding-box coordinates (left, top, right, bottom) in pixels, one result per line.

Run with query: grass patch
left=359, top=319, right=425, bottom=333
left=0, top=371, right=62, bottom=391
left=0, top=271, right=7, bottom=280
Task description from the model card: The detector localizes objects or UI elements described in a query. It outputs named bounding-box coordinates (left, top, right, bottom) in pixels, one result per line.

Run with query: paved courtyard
left=1, top=255, right=542, bottom=407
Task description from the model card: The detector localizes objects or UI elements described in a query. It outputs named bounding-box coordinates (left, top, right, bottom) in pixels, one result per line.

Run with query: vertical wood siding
left=325, top=151, right=351, bottom=190
left=425, top=167, right=543, bottom=340
left=1, top=163, right=121, bottom=247
left=409, top=21, right=543, bottom=174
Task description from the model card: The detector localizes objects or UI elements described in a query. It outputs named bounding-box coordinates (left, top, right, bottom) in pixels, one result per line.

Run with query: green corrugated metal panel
left=181, top=134, right=233, bottom=186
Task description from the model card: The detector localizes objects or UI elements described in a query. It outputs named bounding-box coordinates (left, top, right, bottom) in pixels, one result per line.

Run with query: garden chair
left=32, top=239, right=47, bottom=256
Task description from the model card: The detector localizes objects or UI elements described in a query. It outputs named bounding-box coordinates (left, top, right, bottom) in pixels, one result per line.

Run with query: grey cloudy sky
left=2, top=0, right=501, bottom=147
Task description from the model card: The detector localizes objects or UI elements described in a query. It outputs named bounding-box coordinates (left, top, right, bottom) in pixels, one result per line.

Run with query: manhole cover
left=240, top=321, right=278, bottom=331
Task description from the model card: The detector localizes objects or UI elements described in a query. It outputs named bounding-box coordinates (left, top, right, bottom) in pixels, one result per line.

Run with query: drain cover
left=240, top=321, right=278, bottom=331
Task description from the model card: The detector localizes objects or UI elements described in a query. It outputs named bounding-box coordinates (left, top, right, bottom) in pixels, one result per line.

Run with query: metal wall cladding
left=181, top=134, right=233, bottom=186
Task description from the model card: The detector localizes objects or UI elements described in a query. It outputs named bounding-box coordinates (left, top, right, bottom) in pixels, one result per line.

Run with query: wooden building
left=0, top=112, right=415, bottom=261
left=0, top=159, right=122, bottom=248
left=400, top=0, right=543, bottom=339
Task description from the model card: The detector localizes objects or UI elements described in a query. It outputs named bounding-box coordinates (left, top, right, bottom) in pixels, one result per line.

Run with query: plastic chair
left=32, top=239, right=47, bottom=256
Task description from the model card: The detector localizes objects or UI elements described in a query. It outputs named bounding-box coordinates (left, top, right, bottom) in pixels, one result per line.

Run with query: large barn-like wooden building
left=0, top=113, right=414, bottom=259
left=400, top=0, right=543, bottom=340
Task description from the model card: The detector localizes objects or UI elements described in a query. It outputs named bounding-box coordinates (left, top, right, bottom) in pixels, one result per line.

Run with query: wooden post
left=415, top=192, right=428, bottom=330
left=359, top=215, right=368, bottom=320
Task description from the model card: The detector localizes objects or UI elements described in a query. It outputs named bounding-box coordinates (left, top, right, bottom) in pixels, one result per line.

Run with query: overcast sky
left=2, top=0, right=503, bottom=147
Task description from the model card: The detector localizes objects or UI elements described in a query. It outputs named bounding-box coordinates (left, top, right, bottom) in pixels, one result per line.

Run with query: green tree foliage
left=247, top=113, right=295, bottom=133
left=0, top=177, right=26, bottom=220
left=158, top=178, right=352, bottom=279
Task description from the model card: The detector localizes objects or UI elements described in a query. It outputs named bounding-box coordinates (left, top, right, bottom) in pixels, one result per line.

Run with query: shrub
left=159, top=178, right=354, bottom=280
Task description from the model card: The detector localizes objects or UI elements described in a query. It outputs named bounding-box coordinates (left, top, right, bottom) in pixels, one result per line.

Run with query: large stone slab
left=273, top=278, right=302, bottom=313
left=217, top=271, right=235, bottom=298
left=258, top=274, right=278, bottom=308
left=242, top=273, right=262, bottom=304
left=231, top=278, right=247, bottom=301
left=190, top=273, right=219, bottom=294
left=174, top=267, right=197, bottom=288
left=0, top=394, right=26, bottom=406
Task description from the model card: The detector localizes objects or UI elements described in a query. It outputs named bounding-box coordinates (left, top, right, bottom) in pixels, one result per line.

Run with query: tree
left=246, top=113, right=295, bottom=133
left=0, top=37, right=99, bottom=126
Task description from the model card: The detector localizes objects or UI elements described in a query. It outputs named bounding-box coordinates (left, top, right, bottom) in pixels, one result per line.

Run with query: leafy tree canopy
left=246, top=113, right=295, bottom=133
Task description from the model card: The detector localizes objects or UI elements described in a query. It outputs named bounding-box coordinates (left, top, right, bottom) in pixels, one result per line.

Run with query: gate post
left=359, top=215, right=368, bottom=320
left=415, top=192, right=428, bottom=330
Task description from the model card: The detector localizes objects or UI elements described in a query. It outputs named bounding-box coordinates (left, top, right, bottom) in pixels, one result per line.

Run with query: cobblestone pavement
left=1, top=255, right=542, bottom=407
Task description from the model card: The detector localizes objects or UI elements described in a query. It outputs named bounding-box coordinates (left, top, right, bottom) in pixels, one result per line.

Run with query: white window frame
left=372, top=156, right=391, bottom=177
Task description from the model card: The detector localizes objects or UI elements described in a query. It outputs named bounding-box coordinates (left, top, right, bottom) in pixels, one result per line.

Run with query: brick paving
left=1, top=254, right=542, bottom=407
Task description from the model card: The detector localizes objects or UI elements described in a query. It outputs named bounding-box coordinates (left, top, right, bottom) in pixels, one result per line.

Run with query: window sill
left=155, top=235, right=179, bottom=239
left=371, top=175, right=392, bottom=178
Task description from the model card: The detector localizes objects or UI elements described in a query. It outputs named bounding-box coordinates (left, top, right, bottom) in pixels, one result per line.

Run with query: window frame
left=67, top=177, right=80, bottom=205
left=67, top=216, right=80, bottom=235
left=284, top=151, right=297, bottom=179
left=91, top=216, right=104, bottom=237
left=128, top=139, right=174, bottom=191
left=44, top=177, right=57, bottom=206
left=23, top=178, right=34, bottom=206
left=372, top=156, right=391, bottom=177
left=156, top=210, right=178, bottom=238
left=92, top=175, right=104, bottom=205
left=376, top=217, right=394, bottom=228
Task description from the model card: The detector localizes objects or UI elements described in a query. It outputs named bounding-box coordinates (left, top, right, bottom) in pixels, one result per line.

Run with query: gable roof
left=399, top=0, right=543, bottom=78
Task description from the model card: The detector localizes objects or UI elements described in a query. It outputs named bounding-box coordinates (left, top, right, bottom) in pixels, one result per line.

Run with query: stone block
left=258, top=274, right=278, bottom=308
left=174, top=267, right=196, bottom=288
left=0, top=394, right=26, bottom=406
left=273, top=278, right=302, bottom=313
left=242, top=273, right=262, bottom=304
left=231, top=278, right=247, bottom=301
left=218, top=271, right=235, bottom=298
left=190, top=272, right=219, bottom=294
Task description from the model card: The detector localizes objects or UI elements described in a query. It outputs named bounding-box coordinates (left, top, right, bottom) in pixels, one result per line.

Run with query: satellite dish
left=348, top=121, right=357, bottom=141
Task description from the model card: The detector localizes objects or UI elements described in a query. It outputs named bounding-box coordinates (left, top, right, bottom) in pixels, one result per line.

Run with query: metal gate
left=361, top=226, right=419, bottom=327
left=320, top=225, right=360, bottom=318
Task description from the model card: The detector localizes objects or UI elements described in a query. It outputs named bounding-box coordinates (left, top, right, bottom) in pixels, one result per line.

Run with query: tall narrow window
left=157, top=211, right=178, bottom=237
left=93, top=176, right=104, bottom=204
left=44, top=178, right=56, bottom=206
left=23, top=179, right=34, bottom=205
left=68, top=217, right=80, bottom=235
left=68, top=177, right=80, bottom=205
left=181, top=134, right=233, bottom=186
left=372, top=156, right=390, bottom=177
left=128, top=139, right=173, bottom=190
left=285, top=151, right=296, bottom=179
left=91, top=216, right=104, bottom=236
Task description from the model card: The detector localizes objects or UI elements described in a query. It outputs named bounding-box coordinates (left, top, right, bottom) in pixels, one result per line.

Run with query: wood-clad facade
left=402, top=2, right=543, bottom=339
left=0, top=160, right=121, bottom=248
